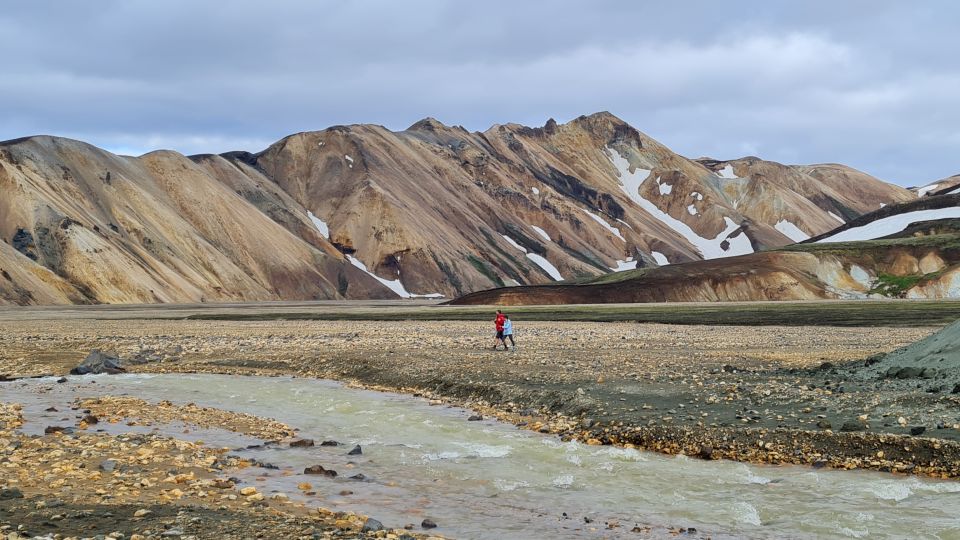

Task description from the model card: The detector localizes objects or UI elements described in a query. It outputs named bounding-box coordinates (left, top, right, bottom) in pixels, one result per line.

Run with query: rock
left=289, top=438, right=314, bottom=448
left=239, top=487, right=257, bottom=496
left=56, top=377, right=67, bottom=383
left=44, top=425, right=67, bottom=434
left=467, top=415, right=483, bottom=421
left=320, top=440, right=341, bottom=446
left=160, top=529, right=184, bottom=537
left=349, top=473, right=367, bottom=481
left=697, top=445, right=713, bottom=460
left=99, top=460, right=117, bottom=472
left=347, top=445, right=362, bottom=456
left=0, top=487, right=24, bottom=500
left=910, top=426, right=926, bottom=436
left=812, top=459, right=828, bottom=469
left=421, top=518, right=438, bottom=529
left=361, top=518, right=384, bottom=533
left=952, top=384, right=960, bottom=394
left=70, top=350, right=126, bottom=375
left=839, top=421, right=863, bottom=432
left=816, top=420, right=833, bottom=430
left=134, top=509, right=153, bottom=518
left=304, top=465, right=337, bottom=477
left=81, top=414, right=99, bottom=425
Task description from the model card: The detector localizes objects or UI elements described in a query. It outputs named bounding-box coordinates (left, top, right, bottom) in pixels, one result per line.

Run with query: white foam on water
left=732, top=501, right=762, bottom=526
left=552, top=474, right=575, bottom=489
left=867, top=481, right=913, bottom=501
left=454, top=442, right=512, bottom=459
left=494, top=479, right=530, bottom=492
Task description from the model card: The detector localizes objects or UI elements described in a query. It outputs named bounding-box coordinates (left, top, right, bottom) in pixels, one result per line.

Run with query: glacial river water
left=5, top=374, right=960, bottom=539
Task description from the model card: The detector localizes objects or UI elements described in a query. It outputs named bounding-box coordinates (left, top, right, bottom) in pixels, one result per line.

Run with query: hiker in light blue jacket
left=502, top=315, right=516, bottom=351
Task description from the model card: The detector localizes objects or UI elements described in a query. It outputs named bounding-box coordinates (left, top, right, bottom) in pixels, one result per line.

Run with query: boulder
left=70, top=350, right=126, bottom=375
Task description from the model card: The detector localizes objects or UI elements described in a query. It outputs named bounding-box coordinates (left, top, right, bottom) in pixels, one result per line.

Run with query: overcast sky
left=2, top=1, right=957, bottom=186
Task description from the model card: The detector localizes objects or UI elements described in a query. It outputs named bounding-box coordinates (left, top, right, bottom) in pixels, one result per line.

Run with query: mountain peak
left=406, top=117, right=449, bottom=132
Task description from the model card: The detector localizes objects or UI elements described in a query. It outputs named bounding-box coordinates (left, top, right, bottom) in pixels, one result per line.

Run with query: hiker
left=493, top=309, right=506, bottom=350
left=503, top=314, right=516, bottom=351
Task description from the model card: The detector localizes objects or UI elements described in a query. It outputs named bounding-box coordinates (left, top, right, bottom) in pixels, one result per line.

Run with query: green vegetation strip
left=185, top=300, right=960, bottom=327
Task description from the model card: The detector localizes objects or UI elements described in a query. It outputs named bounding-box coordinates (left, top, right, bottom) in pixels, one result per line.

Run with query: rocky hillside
left=0, top=112, right=915, bottom=305
left=452, top=193, right=960, bottom=305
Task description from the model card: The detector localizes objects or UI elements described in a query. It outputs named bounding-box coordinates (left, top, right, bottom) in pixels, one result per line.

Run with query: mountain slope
left=451, top=194, right=960, bottom=305
left=0, top=136, right=392, bottom=305
left=0, top=113, right=915, bottom=305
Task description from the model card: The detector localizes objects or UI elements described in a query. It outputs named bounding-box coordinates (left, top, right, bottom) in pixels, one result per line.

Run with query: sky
left=1, top=1, right=957, bottom=187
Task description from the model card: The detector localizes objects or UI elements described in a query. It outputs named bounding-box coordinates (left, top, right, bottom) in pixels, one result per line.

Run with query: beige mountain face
left=0, top=113, right=914, bottom=305
left=0, top=136, right=392, bottom=305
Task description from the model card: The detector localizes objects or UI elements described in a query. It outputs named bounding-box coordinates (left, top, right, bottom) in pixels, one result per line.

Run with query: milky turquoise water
left=5, top=374, right=960, bottom=539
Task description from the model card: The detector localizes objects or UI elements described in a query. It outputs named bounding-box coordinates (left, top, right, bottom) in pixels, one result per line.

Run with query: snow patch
left=607, top=148, right=753, bottom=259
left=346, top=255, right=442, bottom=299
left=774, top=219, right=810, bottom=242
left=828, top=211, right=846, bottom=223
left=582, top=209, right=625, bottom=241
left=611, top=257, right=637, bottom=271
left=687, top=204, right=698, bottom=216
left=530, top=225, right=551, bottom=242
left=503, top=235, right=562, bottom=280
left=950, top=186, right=960, bottom=195
left=344, top=154, right=354, bottom=168
left=651, top=252, right=670, bottom=266
left=917, top=184, right=940, bottom=197
left=606, top=146, right=651, bottom=206
left=849, top=265, right=872, bottom=288
left=307, top=211, right=329, bottom=238
left=501, top=235, right=527, bottom=253
left=531, top=187, right=540, bottom=195
left=879, top=203, right=886, bottom=208
left=657, top=177, right=673, bottom=195
left=526, top=253, right=562, bottom=280
left=817, top=207, right=960, bottom=243
left=691, top=191, right=704, bottom=201
left=717, top=165, right=739, bottom=179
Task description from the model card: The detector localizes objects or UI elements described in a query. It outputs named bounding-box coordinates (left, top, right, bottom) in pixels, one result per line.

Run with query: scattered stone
left=361, top=518, right=384, bottom=532
left=839, top=421, right=863, bottom=432
left=910, top=426, right=927, bottom=436
left=70, top=349, right=126, bottom=375
left=99, top=459, right=118, bottom=472
left=304, top=465, right=337, bottom=477
left=421, top=518, right=438, bottom=529
left=320, top=440, right=341, bottom=447
left=290, top=438, right=315, bottom=447
left=134, top=509, right=153, bottom=518
left=0, top=488, right=24, bottom=500
left=467, top=414, right=483, bottom=421
left=81, top=414, right=99, bottom=424
left=56, top=377, right=67, bottom=383
left=347, top=445, right=362, bottom=456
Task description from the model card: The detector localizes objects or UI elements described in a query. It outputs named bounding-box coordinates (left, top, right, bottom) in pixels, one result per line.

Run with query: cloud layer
left=2, top=1, right=957, bottom=186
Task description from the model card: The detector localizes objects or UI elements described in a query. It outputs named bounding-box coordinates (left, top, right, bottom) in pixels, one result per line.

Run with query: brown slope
left=450, top=231, right=960, bottom=306
left=0, top=136, right=391, bottom=305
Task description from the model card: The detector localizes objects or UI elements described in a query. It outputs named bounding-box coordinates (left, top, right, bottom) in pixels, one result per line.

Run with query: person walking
left=502, top=314, right=516, bottom=351
left=493, top=310, right=506, bottom=350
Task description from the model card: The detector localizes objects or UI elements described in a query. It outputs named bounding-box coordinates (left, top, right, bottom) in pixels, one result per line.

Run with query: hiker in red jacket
left=493, top=310, right=506, bottom=350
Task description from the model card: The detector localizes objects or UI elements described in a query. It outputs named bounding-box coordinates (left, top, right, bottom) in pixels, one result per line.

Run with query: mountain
left=451, top=193, right=960, bottom=305
left=913, top=174, right=960, bottom=198
left=0, top=113, right=915, bottom=305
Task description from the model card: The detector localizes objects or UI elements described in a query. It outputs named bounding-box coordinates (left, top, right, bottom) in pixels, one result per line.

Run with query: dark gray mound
left=862, top=320, right=960, bottom=386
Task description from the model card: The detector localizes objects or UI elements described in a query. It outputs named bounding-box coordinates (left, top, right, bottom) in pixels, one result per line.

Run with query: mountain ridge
left=0, top=112, right=918, bottom=305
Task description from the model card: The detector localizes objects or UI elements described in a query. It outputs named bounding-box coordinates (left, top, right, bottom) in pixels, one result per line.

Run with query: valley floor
left=2, top=303, right=959, bottom=538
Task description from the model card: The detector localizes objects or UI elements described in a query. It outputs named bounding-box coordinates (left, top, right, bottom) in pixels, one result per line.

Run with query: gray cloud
left=1, top=0, right=957, bottom=186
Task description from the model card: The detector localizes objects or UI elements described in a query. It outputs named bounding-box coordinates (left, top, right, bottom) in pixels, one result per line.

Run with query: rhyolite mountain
left=452, top=192, right=960, bottom=305
left=0, top=112, right=916, bottom=305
